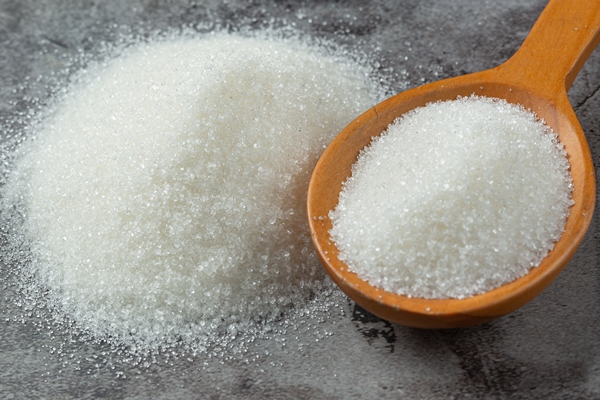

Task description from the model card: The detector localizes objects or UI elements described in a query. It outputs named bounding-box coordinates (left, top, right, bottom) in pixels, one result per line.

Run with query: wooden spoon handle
left=499, top=0, right=600, bottom=98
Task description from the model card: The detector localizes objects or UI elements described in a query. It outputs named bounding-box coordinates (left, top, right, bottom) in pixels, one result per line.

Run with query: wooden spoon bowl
left=307, top=0, right=600, bottom=328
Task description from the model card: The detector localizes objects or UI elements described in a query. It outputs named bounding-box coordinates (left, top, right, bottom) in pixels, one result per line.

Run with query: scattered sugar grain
left=1, top=32, right=383, bottom=346
left=329, top=96, right=573, bottom=299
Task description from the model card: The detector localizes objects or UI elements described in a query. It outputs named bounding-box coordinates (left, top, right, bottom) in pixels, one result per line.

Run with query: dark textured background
left=1, top=1, right=599, bottom=399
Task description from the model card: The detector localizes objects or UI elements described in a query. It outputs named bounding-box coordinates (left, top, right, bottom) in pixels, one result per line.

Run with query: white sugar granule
left=329, top=96, right=573, bottom=299
left=1, top=33, right=381, bottom=345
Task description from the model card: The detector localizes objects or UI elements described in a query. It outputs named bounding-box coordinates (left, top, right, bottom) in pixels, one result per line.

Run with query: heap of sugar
left=1, top=33, right=381, bottom=345
left=329, top=96, right=573, bottom=299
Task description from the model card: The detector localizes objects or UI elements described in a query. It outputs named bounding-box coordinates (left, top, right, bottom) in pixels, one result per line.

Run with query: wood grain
left=307, top=0, right=600, bottom=328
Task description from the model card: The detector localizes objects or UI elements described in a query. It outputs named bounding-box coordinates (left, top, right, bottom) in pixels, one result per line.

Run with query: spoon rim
left=307, top=72, right=596, bottom=328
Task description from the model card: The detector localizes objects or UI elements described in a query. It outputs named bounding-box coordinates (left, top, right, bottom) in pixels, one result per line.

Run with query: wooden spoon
left=307, top=0, right=600, bottom=328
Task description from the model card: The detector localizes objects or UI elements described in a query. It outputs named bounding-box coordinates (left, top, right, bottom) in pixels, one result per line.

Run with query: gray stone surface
left=1, top=0, right=599, bottom=399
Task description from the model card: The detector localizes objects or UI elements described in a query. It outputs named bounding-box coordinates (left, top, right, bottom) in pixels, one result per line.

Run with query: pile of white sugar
left=329, top=96, right=573, bottom=299
left=1, top=33, right=381, bottom=345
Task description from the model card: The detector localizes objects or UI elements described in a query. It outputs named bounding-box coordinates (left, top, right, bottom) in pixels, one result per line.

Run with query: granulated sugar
left=1, top=32, right=381, bottom=346
left=329, top=96, right=573, bottom=299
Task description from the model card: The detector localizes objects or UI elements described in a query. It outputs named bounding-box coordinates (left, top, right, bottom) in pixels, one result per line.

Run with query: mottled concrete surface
left=1, top=0, right=600, bottom=399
